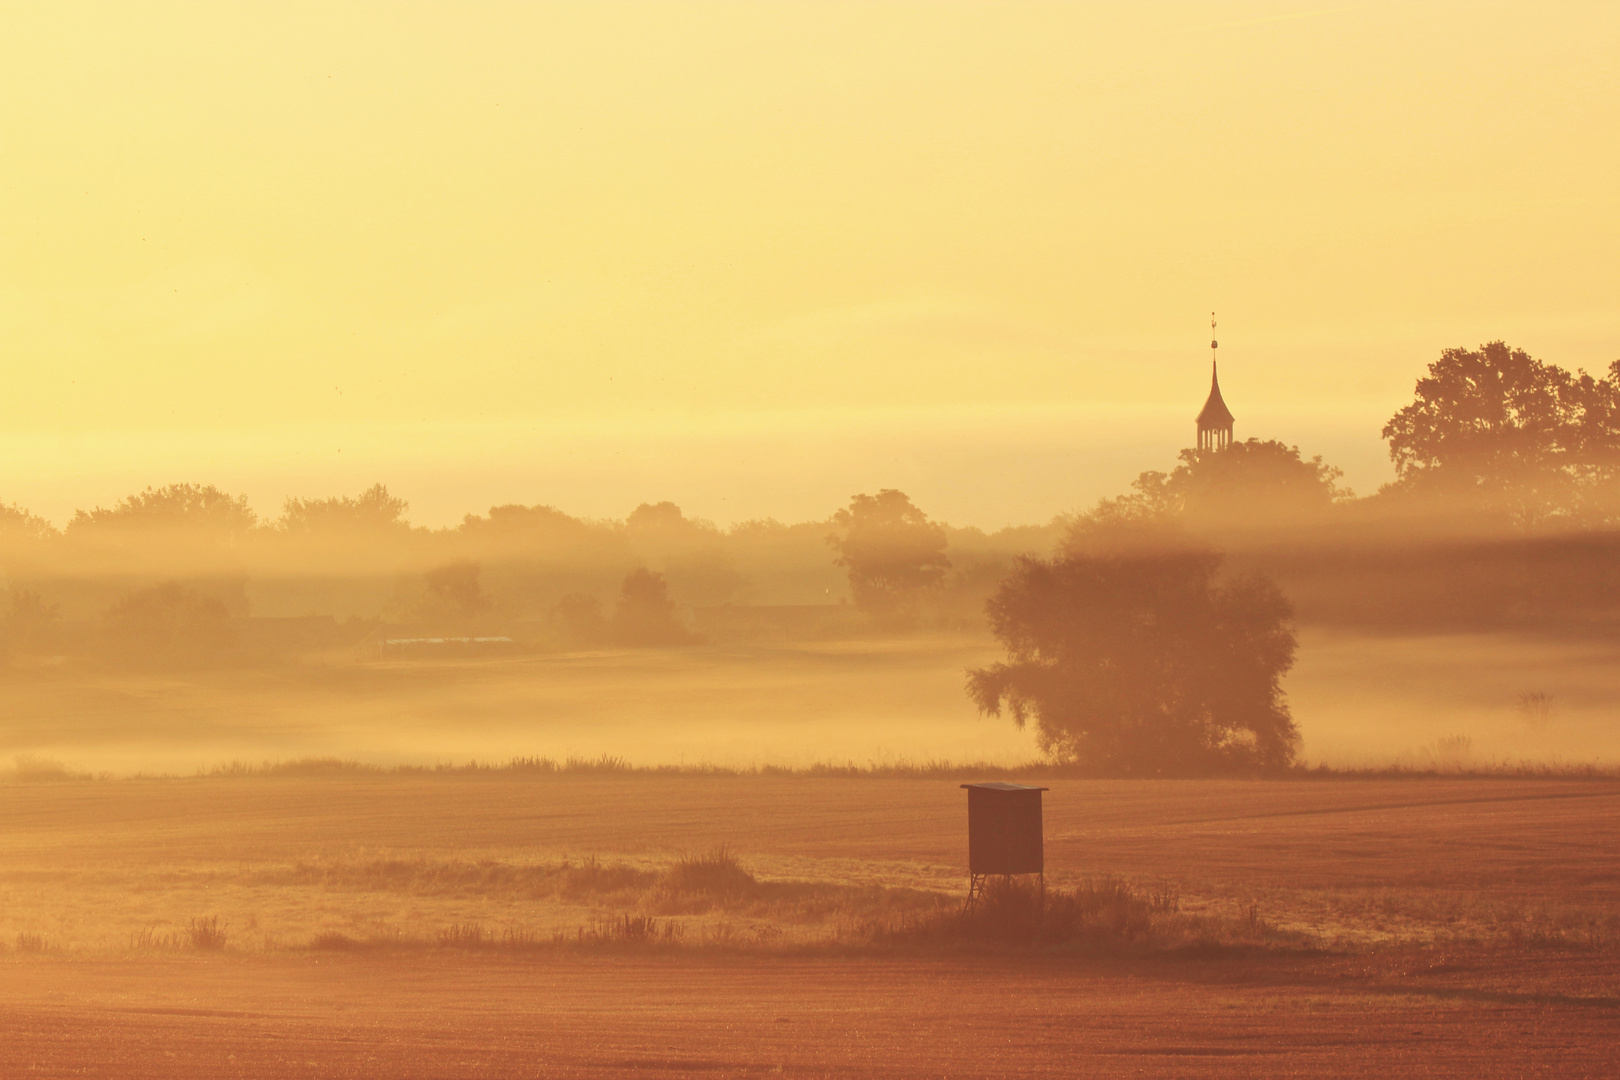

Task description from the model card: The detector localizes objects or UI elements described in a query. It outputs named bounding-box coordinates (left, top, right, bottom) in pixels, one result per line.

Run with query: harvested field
left=0, top=774, right=1616, bottom=1076
left=4, top=950, right=1618, bottom=1079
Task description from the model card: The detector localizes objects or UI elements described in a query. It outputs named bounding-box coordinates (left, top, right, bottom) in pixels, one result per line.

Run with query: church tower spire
left=1196, top=312, right=1235, bottom=451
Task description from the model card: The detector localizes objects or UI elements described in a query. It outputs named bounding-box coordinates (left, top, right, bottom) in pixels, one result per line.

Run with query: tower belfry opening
left=1197, top=313, right=1235, bottom=451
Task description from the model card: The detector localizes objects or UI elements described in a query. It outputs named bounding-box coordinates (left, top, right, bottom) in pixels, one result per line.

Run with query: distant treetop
left=280, top=483, right=409, bottom=534
left=829, top=490, right=950, bottom=625
left=67, top=483, right=257, bottom=537
left=1381, top=341, right=1620, bottom=527
left=1081, top=438, right=1349, bottom=542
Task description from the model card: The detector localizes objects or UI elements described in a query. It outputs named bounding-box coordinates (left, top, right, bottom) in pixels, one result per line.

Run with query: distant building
left=380, top=636, right=520, bottom=658
left=1196, top=317, right=1234, bottom=451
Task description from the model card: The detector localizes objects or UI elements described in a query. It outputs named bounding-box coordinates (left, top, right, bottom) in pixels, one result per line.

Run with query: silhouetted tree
left=421, top=560, right=490, bottom=629
left=626, top=502, right=746, bottom=606
left=461, top=503, right=599, bottom=545
left=968, top=528, right=1298, bottom=775
left=0, top=504, right=56, bottom=543
left=0, top=588, right=60, bottom=655
left=1382, top=341, right=1620, bottom=526
left=1157, top=440, right=1346, bottom=523
left=1092, top=441, right=1347, bottom=541
left=829, top=490, right=950, bottom=624
left=627, top=501, right=699, bottom=537
left=0, top=504, right=56, bottom=582
left=280, top=484, right=410, bottom=534
left=67, top=484, right=256, bottom=538
left=612, top=569, right=692, bottom=646
left=102, top=581, right=238, bottom=666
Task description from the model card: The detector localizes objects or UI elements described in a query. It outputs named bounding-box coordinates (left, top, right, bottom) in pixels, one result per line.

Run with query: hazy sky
left=4, top=2, right=1617, bottom=527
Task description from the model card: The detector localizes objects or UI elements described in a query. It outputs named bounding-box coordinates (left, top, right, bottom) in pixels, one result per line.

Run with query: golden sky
left=3, top=2, right=1617, bottom=526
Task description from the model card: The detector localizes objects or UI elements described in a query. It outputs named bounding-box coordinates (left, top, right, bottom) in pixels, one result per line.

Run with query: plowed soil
left=4, top=950, right=1617, bottom=1078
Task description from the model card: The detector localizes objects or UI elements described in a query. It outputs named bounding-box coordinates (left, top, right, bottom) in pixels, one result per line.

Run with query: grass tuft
left=436, top=923, right=488, bottom=948
left=176, top=755, right=1620, bottom=782
left=574, top=915, right=684, bottom=946
left=869, top=877, right=1295, bottom=953
left=187, top=915, right=228, bottom=950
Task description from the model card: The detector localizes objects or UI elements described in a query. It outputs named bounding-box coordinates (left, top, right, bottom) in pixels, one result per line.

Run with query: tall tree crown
left=1382, top=341, right=1620, bottom=524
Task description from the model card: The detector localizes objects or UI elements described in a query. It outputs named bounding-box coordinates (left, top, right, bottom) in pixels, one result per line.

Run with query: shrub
left=885, top=877, right=1165, bottom=949
left=575, top=915, right=683, bottom=945
left=646, top=846, right=759, bottom=913
left=311, top=931, right=363, bottom=951
left=187, top=916, right=228, bottom=950
left=437, top=923, right=488, bottom=948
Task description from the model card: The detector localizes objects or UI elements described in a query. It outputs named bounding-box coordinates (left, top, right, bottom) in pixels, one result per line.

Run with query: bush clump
left=186, top=915, right=228, bottom=950
left=884, top=877, right=1173, bottom=949
left=646, top=846, right=760, bottom=913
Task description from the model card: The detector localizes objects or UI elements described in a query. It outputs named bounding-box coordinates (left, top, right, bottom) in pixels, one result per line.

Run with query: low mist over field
left=8, top=355, right=1620, bottom=777
left=5, top=4, right=1619, bottom=1076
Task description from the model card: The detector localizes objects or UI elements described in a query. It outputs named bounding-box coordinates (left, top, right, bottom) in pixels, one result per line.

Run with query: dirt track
left=4, top=950, right=1617, bottom=1079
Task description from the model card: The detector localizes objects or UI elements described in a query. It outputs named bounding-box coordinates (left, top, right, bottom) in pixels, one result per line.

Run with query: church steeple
left=1196, top=313, right=1234, bottom=451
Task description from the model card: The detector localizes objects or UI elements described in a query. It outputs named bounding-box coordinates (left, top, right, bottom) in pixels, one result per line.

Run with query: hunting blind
left=960, top=782, right=1047, bottom=908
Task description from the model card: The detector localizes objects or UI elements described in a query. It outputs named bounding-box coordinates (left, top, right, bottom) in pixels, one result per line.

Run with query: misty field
left=0, top=636, right=1020, bottom=775
left=4, top=771, right=1617, bottom=953
left=5, top=629, right=1620, bottom=777
left=0, top=772, right=1616, bottom=1077
left=3, top=633, right=1618, bottom=1076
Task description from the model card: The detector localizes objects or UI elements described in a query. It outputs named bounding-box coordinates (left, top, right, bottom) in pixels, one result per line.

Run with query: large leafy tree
left=102, top=581, right=238, bottom=666
left=828, top=490, right=950, bottom=623
left=1381, top=341, right=1620, bottom=525
left=967, top=527, right=1298, bottom=775
left=67, top=483, right=257, bottom=538
left=0, top=504, right=56, bottom=543
left=419, top=560, right=490, bottom=630
left=1122, top=439, right=1349, bottom=533
left=62, top=484, right=256, bottom=580
left=612, top=568, right=692, bottom=646
left=0, top=504, right=56, bottom=580
left=280, top=483, right=410, bottom=534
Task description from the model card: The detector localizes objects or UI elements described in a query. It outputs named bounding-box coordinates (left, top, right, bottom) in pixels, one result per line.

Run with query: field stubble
left=0, top=774, right=1617, bottom=1076
left=0, top=773, right=1614, bottom=955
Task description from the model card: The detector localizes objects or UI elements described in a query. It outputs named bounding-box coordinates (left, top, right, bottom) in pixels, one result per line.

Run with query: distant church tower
left=1196, top=313, right=1235, bottom=451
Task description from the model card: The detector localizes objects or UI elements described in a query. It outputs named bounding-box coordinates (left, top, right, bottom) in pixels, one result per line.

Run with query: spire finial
left=1196, top=312, right=1234, bottom=452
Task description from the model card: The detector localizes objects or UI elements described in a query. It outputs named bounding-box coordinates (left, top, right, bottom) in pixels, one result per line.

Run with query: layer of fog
left=5, top=630, right=1618, bottom=779
left=0, top=639, right=1038, bottom=777
left=0, top=403, right=1394, bottom=532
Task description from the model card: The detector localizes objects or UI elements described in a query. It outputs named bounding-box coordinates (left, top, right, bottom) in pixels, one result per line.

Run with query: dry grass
left=127, top=916, right=229, bottom=952
left=147, top=755, right=1620, bottom=782
left=856, top=876, right=1304, bottom=954
left=0, top=773, right=1615, bottom=959
left=187, top=915, right=228, bottom=950
left=284, top=847, right=953, bottom=953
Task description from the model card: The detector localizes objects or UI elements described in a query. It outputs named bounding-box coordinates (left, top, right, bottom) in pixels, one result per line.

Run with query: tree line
left=0, top=479, right=1054, bottom=663
left=3, top=339, right=1616, bottom=775
left=968, top=341, right=1620, bottom=776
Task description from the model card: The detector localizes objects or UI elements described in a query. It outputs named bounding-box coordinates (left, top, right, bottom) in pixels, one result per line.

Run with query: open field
left=0, top=637, right=1031, bottom=775
left=0, top=773, right=1616, bottom=1075
left=4, top=949, right=1617, bottom=1079
left=3, top=773, right=1618, bottom=951
left=3, top=636, right=1618, bottom=1075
